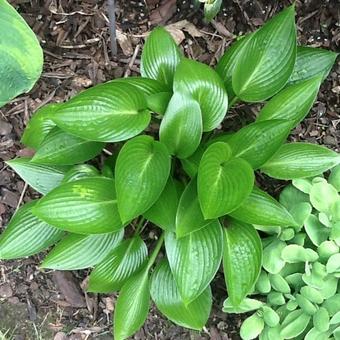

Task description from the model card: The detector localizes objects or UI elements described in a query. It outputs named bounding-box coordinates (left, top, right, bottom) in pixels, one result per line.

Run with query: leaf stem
left=134, top=217, right=146, bottom=235
left=146, top=232, right=165, bottom=270
left=228, top=96, right=239, bottom=109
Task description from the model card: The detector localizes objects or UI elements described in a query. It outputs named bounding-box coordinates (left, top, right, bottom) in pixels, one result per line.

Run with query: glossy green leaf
left=33, top=177, right=122, bottom=234
left=114, top=77, right=168, bottom=95
left=240, top=313, right=265, bottom=340
left=0, top=0, right=43, bottom=107
left=0, top=201, right=64, bottom=259
left=203, top=0, right=222, bottom=22
left=262, top=238, right=286, bottom=274
left=51, top=82, right=150, bottom=142
left=261, top=143, right=340, bottom=179
left=223, top=297, right=263, bottom=313
left=150, top=260, right=211, bottom=330
left=173, top=58, right=228, bottom=131
left=232, top=6, right=296, bottom=102
left=223, top=219, right=262, bottom=306
left=180, top=145, right=206, bottom=178
left=165, top=221, right=223, bottom=304
left=88, top=236, right=148, bottom=292
left=329, top=165, right=340, bottom=191
left=115, top=135, right=171, bottom=223
left=280, top=310, right=311, bottom=339
left=310, top=181, right=338, bottom=214
left=198, top=142, right=254, bottom=218
left=146, top=91, right=172, bottom=115
left=41, top=231, right=123, bottom=270
left=159, top=92, right=202, bottom=158
left=6, top=157, right=70, bottom=195
left=61, top=164, right=100, bottom=183
left=141, top=27, right=182, bottom=88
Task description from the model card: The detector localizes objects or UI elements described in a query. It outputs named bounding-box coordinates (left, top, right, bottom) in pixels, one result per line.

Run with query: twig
left=107, top=0, right=117, bottom=57
left=15, top=182, right=28, bottom=213
left=124, top=44, right=140, bottom=77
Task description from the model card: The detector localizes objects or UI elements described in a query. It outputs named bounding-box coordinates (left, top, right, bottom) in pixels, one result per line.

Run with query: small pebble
left=0, top=283, right=13, bottom=298
left=0, top=119, right=12, bottom=135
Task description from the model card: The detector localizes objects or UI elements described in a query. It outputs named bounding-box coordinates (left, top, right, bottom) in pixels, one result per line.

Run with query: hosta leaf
left=146, top=91, right=172, bottom=115
left=33, top=177, right=122, bottom=234
left=230, top=186, right=296, bottom=226
left=160, top=92, right=202, bottom=158
left=150, top=260, right=211, bottom=330
left=288, top=46, right=338, bottom=85
left=115, top=135, right=171, bottom=223
left=62, top=164, right=100, bottom=183
left=6, top=157, right=70, bottom=195
left=31, top=127, right=104, bottom=165
left=223, top=219, right=262, bottom=306
left=140, top=27, right=182, bottom=88
left=88, top=236, right=148, bottom=293
left=51, top=82, right=150, bottom=142
left=41, top=231, right=123, bottom=270
left=0, top=201, right=64, bottom=259
left=226, top=120, right=292, bottom=169
left=280, top=310, right=311, bottom=339
left=180, top=145, right=206, bottom=178
left=0, top=0, right=43, bottom=107
left=240, top=313, right=265, bottom=340
left=197, top=142, right=254, bottom=218
left=173, top=58, right=228, bottom=131
left=113, top=268, right=150, bottom=340
left=165, top=221, right=223, bottom=304
left=262, top=143, right=340, bottom=180
left=232, top=6, right=296, bottom=102
left=203, top=0, right=222, bottom=22
left=114, top=77, right=168, bottom=95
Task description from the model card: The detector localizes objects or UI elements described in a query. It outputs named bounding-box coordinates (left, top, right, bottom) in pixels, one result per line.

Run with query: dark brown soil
left=0, top=0, right=339, bottom=339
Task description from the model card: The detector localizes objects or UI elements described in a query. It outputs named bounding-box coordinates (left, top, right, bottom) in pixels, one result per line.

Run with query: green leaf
left=261, top=143, right=340, bottom=179
left=310, top=181, right=338, bottom=214
left=150, top=260, right=211, bottom=330
left=159, top=92, right=202, bottom=158
left=292, top=178, right=313, bottom=194
left=300, top=286, right=324, bottom=305
left=31, top=127, right=104, bottom=165
left=180, top=145, right=206, bottom=178
left=114, top=77, right=168, bottom=95
left=41, top=231, right=123, bottom=270
left=262, top=238, right=286, bottom=274
left=313, top=307, right=330, bottom=332
left=223, top=219, right=262, bottom=306
left=255, top=271, right=271, bottom=294
left=281, top=244, right=318, bottom=263
left=267, top=291, right=285, bottom=306
left=198, top=142, right=254, bottom=218
left=88, top=236, right=148, bottom=292
left=62, top=164, right=100, bottom=183
left=115, top=135, right=171, bottom=223
left=230, top=186, right=296, bottom=226
left=262, top=306, right=280, bottom=327
left=146, top=91, right=172, bottom=115
left=165, top=221, right=223, bottom=304
left=279, top=184, right=310, bottom=211
left=0, top=0, right=43, bottom=107
left=329, top=165, right=340, bottom=191
left=288, top=46, right=338, bottom=85
left=203, top=0, right=222, bottom=22
left=51, top=82, right=150, bottom=142
left=280, top=310, right=311, bottom=339
left=240, top=313, right=265, bottom=340
left=268, top=273, right=290, bottom=294
left=232, top=6, right=296, bottom=102
left=33, top=177, right=122, bottom=234
left=0, top=201, right=64, bottom=259
left=173, top=58, right=228, bottom=131
left=6, top=157, right=70, bottom=195
left=140, top=27, right=182, bottom=88
left=326, top=253, right=340, bottom=274
left=226, top=120, right=292, bottom=169
left=113, top=268, right=150, bottom=340
left=304, top=215, right=329, bottom=246
left=223, top=297, right=263, bottom=313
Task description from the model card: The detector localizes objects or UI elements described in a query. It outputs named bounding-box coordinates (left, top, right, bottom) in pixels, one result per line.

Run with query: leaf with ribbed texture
left=150, top=260, right=212, bottom=330
left=51, top=82, right=150, bottom=142
left=257, top=77, right=321, bottom=128
left=31, top=127, right=104, bottom=165
left=114, top=77, right=168, bottom=95
left=115, top=135, right=171, bottom=223
left=146, top=91, right=172, bottom=115
left=288, top=46, right=338, bottom=85
left=6, top=157, right=70, bottom=195
left=232, top=6, right=296, bottom=102
left=226, top=120, right=292, bottom=169
left=261, top=143, right=340, bottom=179
left=114, top=268, right=150, bottom=340
left=173, top=58, right=228, bottom=131
left=88, top=236, right=148, bottom=292
left=41, top=231, right=123, bottom=270
left=0, top=201, right=64, bottom=259
left=203, top=0, right=222, bottom=22
left=197, top=142, right=254, bottom=219
left=33, top=177, right=122, bottom=234
left=165, top=220, right=223, bottom=304
left=160, top=92, right=202, bottom=159
left=223, top=219, right=262, bottom=306
left=180, top=145, right=206, bottom=178
left=141, top=27, right=182, bottom=89
left=229, top=186, right=297, bottom=226
left=62, top=164, right=100, bottom=183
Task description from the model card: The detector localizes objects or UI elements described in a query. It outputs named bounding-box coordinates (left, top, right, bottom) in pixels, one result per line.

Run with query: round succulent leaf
left=323, top=294, right=340, bottom=316
left=317, top=240, right=339, bottom=263
left=330, top=311, right=340, bottom=325
left=261, top=306, right=280, bottom=327
left=223, top=297, right=263, bottom=314
left=326, top=253, right=340, bottom=274
left=304, top=214, right=329, bottom=247
left=292, top=178, right=313, bottom=194
left=304, top=327, right=328, bottom=340
left=279, top=184, right=310, bottom=211
left=255, top=271, right=271, bottom=294
left=329, top=165, right=340, bottom=191
left=240, top=313, right=265, bottom=340
left=268, top=273, right=290, bottom=294
left=296, top=294, right=318, bottom=315
left=313, top=307, right=330, bottom=332
left=262, top=238, right=286, bottom=274
left=280, top=309, right=311, bottom=339
left=281, top=244, right=318, bottom=263
left=289, top=202, right=312, bottom=230
left=309, top=181, right=339, bottom=214
left=267, top=292, right=285, bottom=306
left=300, top=286, right=324, bottom=305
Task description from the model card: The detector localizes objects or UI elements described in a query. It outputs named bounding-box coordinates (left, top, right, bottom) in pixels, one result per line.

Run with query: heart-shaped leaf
left=173, top=58, right=228, bottom=131
left=150, top=260, right=212, bottom=330
left=33, top=177, right=122, bottom=234
left=223, top=219, right=262, bottom=306
left=62, top=164, right=100, bottom=183
left=51, top=82, right=150, bottom=142
left=180, top=145, right=206, bottom=178
left=232, top=6, right=296, bottom=102
left=41, top=231, right=123, bottom=270
left=115, top=135, right=171, bottom=223
left=165, top=221, right=223, bottom=304
left=261, top=143, right=340, bottom=179
left=140, top=27, right=182, bottom=88
left=198, top=142, right=254, bottom=218
left=0, top=201, right=64, bottom=259
left=114, top=77, right=168, bottom=95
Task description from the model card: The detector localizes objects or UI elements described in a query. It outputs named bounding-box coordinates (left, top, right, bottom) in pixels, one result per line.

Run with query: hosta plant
left=192, top=0, right=222, bottom=22
left=224, top=166, right=340, bottom=340
left=1, top=5, right=339, bottom=339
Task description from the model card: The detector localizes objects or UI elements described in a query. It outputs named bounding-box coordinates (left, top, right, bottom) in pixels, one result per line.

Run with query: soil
left=0, top=0, right=339, bottom=339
